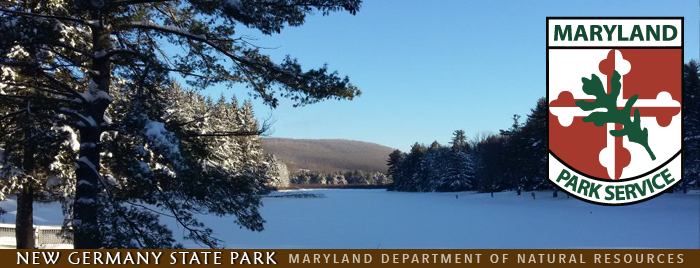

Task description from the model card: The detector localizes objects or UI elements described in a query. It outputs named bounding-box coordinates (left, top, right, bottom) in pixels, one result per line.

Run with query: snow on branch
left=52, top=125, right=80, bottom=151
left=58, top=108, right=96, bottom=127
left=144, top=120, right=184, bottom=169
left=184, top=115, right=274, bottom=137
left=77, top=79, right=112, bottom=103
left=3, top=63, right=91, bottom=104
left=77, top=157, right=98, bottom=174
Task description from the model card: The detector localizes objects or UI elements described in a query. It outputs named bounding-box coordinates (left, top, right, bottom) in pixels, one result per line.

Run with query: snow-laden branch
left=1, top=60, right=90, bottom=104
left=76, top=79, right=112, bottom=104
left=0, top=82, right=77, bottom=99
left=58, top=108, right=96, bottom=128
left=183, top=114, right=274, bottom=137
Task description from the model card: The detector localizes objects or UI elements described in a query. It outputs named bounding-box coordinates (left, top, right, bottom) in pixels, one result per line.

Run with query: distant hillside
left=262, top=138, right=395, bottom=173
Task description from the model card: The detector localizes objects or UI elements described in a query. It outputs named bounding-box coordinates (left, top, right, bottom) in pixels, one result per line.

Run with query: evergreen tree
left=403, top=143, right=426, bottom=191
left=443, top=147, right=475, bottom=191
left=387, top=149, right=404, bottom=179
left=421, top=141, right=446, bottom=191
left=683, top=60, right=700, bottom=190
left=0, top=41, right=77, bottom=248
left=388, top=99, right=545, bottom=194
left=450, top=129, right=469, bottom=152
left=518, top=98, right=548, bottom=191
left=388, top=133, right=475, bottom=192
left=473, top=134, right=506, bottom=193
left=264, top=154, right=290, bottom=189
left=1, top=0, right=362, bottom=248
left=498, top=115, right=522, bottom=191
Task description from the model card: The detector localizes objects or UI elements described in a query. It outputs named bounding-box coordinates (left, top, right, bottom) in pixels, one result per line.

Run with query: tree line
left=290, top=169, right=391, bottom=186
left=683, top=60, right=700, bottom=191
left=388, top=97, right=546, bottom=193
left=389, top=60, right=700, bottom=194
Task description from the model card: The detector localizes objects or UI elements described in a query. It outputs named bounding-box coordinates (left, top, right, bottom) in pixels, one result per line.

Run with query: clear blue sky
left=204, top=0, right=699, bottom=151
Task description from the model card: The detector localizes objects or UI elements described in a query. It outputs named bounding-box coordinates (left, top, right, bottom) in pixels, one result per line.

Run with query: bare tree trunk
left=74, top=10, right=111, bottom=249
left=16, top=186, right=35, bottom=249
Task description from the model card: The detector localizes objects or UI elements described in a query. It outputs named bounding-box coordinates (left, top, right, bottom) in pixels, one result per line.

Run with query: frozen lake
left=1, top=189, right=699, bottom=249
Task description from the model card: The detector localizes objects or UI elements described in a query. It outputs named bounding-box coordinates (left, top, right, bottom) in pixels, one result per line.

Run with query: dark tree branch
left=0, top=8, right=95, bottom=26
left=0, top=108, right=28, bottom=122
left=108, top=0, right=175, bottom=7
left=120, top=22, right=267, bottom=92
left=0, top=82, right=76, bottom=99
left=0, top=94, right=78, bottom=104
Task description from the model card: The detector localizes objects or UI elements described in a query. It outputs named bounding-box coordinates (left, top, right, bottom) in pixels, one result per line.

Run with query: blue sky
left=204, top=0, right=700, bottom=151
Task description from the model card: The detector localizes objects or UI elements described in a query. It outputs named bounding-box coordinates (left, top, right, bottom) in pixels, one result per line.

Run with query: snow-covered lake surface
left=1, top=189, right=699, bottom=249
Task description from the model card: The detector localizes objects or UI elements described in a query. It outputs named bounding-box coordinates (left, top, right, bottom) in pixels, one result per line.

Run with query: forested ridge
left=262, top=138, right=394, bottom=173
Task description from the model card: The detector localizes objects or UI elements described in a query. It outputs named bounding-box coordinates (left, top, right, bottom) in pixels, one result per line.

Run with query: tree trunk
left=16, top=186, right=35, bottom=249
left=74, top=128, right=102, bottom=249
left=17, top=126, right=36, bottom=249
left=74, top=11, right=111, bottom=249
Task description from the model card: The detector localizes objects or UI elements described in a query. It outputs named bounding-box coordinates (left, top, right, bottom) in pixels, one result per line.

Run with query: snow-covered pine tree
left=1, top=0, right=362, bottom=248
left=236, top=100, right=269, bottom=189
left=263, top=153, right=290, bottom=189
left=92, top=79, right=304, bottom=248
left=683, top=60, right=700, bottom=190
left=420, top=141, right=444, bottom=191
left=0, top=39, right=79, bottom=248
left=443, top=151, right=475, bottom=191
left=443, top=130, right=475, bottom=191
left=0, top=111, right=78, bottom=248
left=401, top=143, right=426, bottom=191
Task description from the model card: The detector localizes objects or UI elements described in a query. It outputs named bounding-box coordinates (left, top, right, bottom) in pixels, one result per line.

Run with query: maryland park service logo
left=547, top=17, right=684, bottom=205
